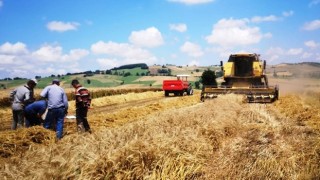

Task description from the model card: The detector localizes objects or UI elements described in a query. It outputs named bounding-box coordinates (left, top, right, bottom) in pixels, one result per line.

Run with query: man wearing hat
left=9, top=79, right=37, bottom=129
left=40, top=79, right=68, bottom=139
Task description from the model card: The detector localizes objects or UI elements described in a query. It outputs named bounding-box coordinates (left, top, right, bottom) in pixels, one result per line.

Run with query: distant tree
left=195, top=69, right=200, bottom=72
left=195, top=81, right=200, bottom=89
left=136, top=72, right=140, bottom=76
left=168, top=69, right=172, bottom=76
left=157, top=69, right=169, bottom=74
left=35, top=75, right=41, bottom=79
left=124, top=72, right=131, bottom=77
left=87, top=79, right=91, bottom=84
left=201, top=69, right=217, bottom=86
left=112, top=63, right=148, bottom=70
left=106, top=70, right=112, bottom=74
left=13, top=77, right=24, bottom=80
left=141, top=72, right=146, bottom=76
left=215, top=71, right=223, bottom=78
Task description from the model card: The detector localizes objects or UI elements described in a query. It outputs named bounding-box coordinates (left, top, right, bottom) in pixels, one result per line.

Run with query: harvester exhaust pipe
left=220, top=61, right=224, bottom=71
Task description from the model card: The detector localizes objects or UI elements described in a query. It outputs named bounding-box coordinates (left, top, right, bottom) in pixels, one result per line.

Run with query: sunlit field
left=0, top=82, right=320, bottom=179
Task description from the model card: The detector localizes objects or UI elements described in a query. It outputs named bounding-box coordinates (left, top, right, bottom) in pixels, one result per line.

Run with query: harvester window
left=234, top=57, right=254, bottom=77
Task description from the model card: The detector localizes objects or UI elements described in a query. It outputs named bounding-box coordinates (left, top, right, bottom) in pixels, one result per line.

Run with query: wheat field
left=0, top=88, right=320, bottom=179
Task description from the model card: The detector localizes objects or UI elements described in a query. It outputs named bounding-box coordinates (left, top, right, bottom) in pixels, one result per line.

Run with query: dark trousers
left=76, top=107, right=90, bottom=132
left=12, top=110, right=24, bottom=130
left=25, top=113, right=42, bottom=127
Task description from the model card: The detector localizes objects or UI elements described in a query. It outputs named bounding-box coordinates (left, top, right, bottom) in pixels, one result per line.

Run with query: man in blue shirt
left=40, top=79, right=68, bottom=139
left=24, top=100, right=47, bottom=127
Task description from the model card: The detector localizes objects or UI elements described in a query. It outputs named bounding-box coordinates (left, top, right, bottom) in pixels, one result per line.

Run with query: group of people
left=9, top=78, right=92, bottom=140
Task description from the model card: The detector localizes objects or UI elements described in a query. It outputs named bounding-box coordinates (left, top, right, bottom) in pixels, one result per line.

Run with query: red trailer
left=162, top=75, right=193, bottom=96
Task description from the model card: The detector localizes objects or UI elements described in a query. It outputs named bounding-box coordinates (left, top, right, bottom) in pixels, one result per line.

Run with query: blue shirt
left=40, top=84, right=68, bottom=110
left=25, top=100, right=47, bottom=115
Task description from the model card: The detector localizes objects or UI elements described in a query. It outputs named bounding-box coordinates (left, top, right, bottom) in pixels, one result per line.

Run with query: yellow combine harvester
left=201, top=53, right=279, bottom=103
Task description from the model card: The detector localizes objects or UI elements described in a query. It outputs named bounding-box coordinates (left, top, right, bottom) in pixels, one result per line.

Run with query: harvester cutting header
left=201, top=53, right=279, bottom=103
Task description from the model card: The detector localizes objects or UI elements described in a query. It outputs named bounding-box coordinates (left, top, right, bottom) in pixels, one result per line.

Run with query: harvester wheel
left=187, top=89, right=193, bottom=95
left=165, top=91, right=169, bottom=97
left=200, top=95, right=205, bottom=102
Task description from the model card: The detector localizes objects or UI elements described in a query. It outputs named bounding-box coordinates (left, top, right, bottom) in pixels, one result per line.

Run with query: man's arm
left=62, top=91, right=69, bottom=114
left=9, top=89, right=16, bottom=102
left=40, top=86, right=49, bottom=98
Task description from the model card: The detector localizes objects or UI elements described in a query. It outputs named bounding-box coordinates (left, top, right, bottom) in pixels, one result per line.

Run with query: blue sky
left=0, top=0, right=319, bottom=78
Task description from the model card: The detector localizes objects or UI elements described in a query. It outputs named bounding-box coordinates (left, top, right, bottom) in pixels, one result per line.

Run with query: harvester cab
left=201, top=53, right=279, bottom=103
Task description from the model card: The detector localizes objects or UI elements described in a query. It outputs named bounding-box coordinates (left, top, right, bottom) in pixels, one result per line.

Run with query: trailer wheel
left=180, top=91, right=184, bottom=96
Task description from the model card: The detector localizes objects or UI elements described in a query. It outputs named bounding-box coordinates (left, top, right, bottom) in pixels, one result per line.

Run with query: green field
left=0, top=67, right=162, bottom=89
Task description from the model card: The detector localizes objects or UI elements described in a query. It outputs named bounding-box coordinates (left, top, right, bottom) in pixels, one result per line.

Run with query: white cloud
left=167, top=0, right=214, bottom=5
left=251, top=15, right=279, bottom=23
left=282, top=10, right=294, bottom=17
left=47, top=21, right=80, bottom=32
left=62, top=49, right=89, bottom=61
left=0, top=42, right=89, bottom=78
left=0, top=0, right=3, bottom=8
left=129, top=27, right=164, bottom=48
left=305, top=40, right=319, bottom=49
left=264, top=47, right=312, bottom=63
left=32, top=45, right=63, bottom=62
left=97, top=58, right=120, bottom=69
left=170, top=23, right=187, bottom=32
left=206, top=18, right=268, bottom=47
left=180, top=41, right=204, bottom=57
left=316, top=53, right=320, bottom=61
left=287, top=48, right=303, bottom=55
left=0, top=42, right=28, bottom=54
left=31, top=45, right=89, bottom=63
left=302, top=52, right=313, bottom=59
left=188, top=60, right=200, bottom=66
left=302, top=19, right=320, bottom=31
left=0, top=55, right=16, bottom=65
left=309, top=0, right=320, bottom=7
left=91, top=41, right=154, bottom=60
left=251, top=11, right=293, bottom=23
left=91, top=41, right=157, bottom=67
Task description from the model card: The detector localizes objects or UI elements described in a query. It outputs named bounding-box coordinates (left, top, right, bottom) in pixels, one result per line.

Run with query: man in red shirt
left=71, top=79, right=91, bottom=133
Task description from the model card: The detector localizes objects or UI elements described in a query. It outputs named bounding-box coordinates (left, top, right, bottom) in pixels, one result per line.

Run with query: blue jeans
left=44, top=107, right=65, bottom=139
